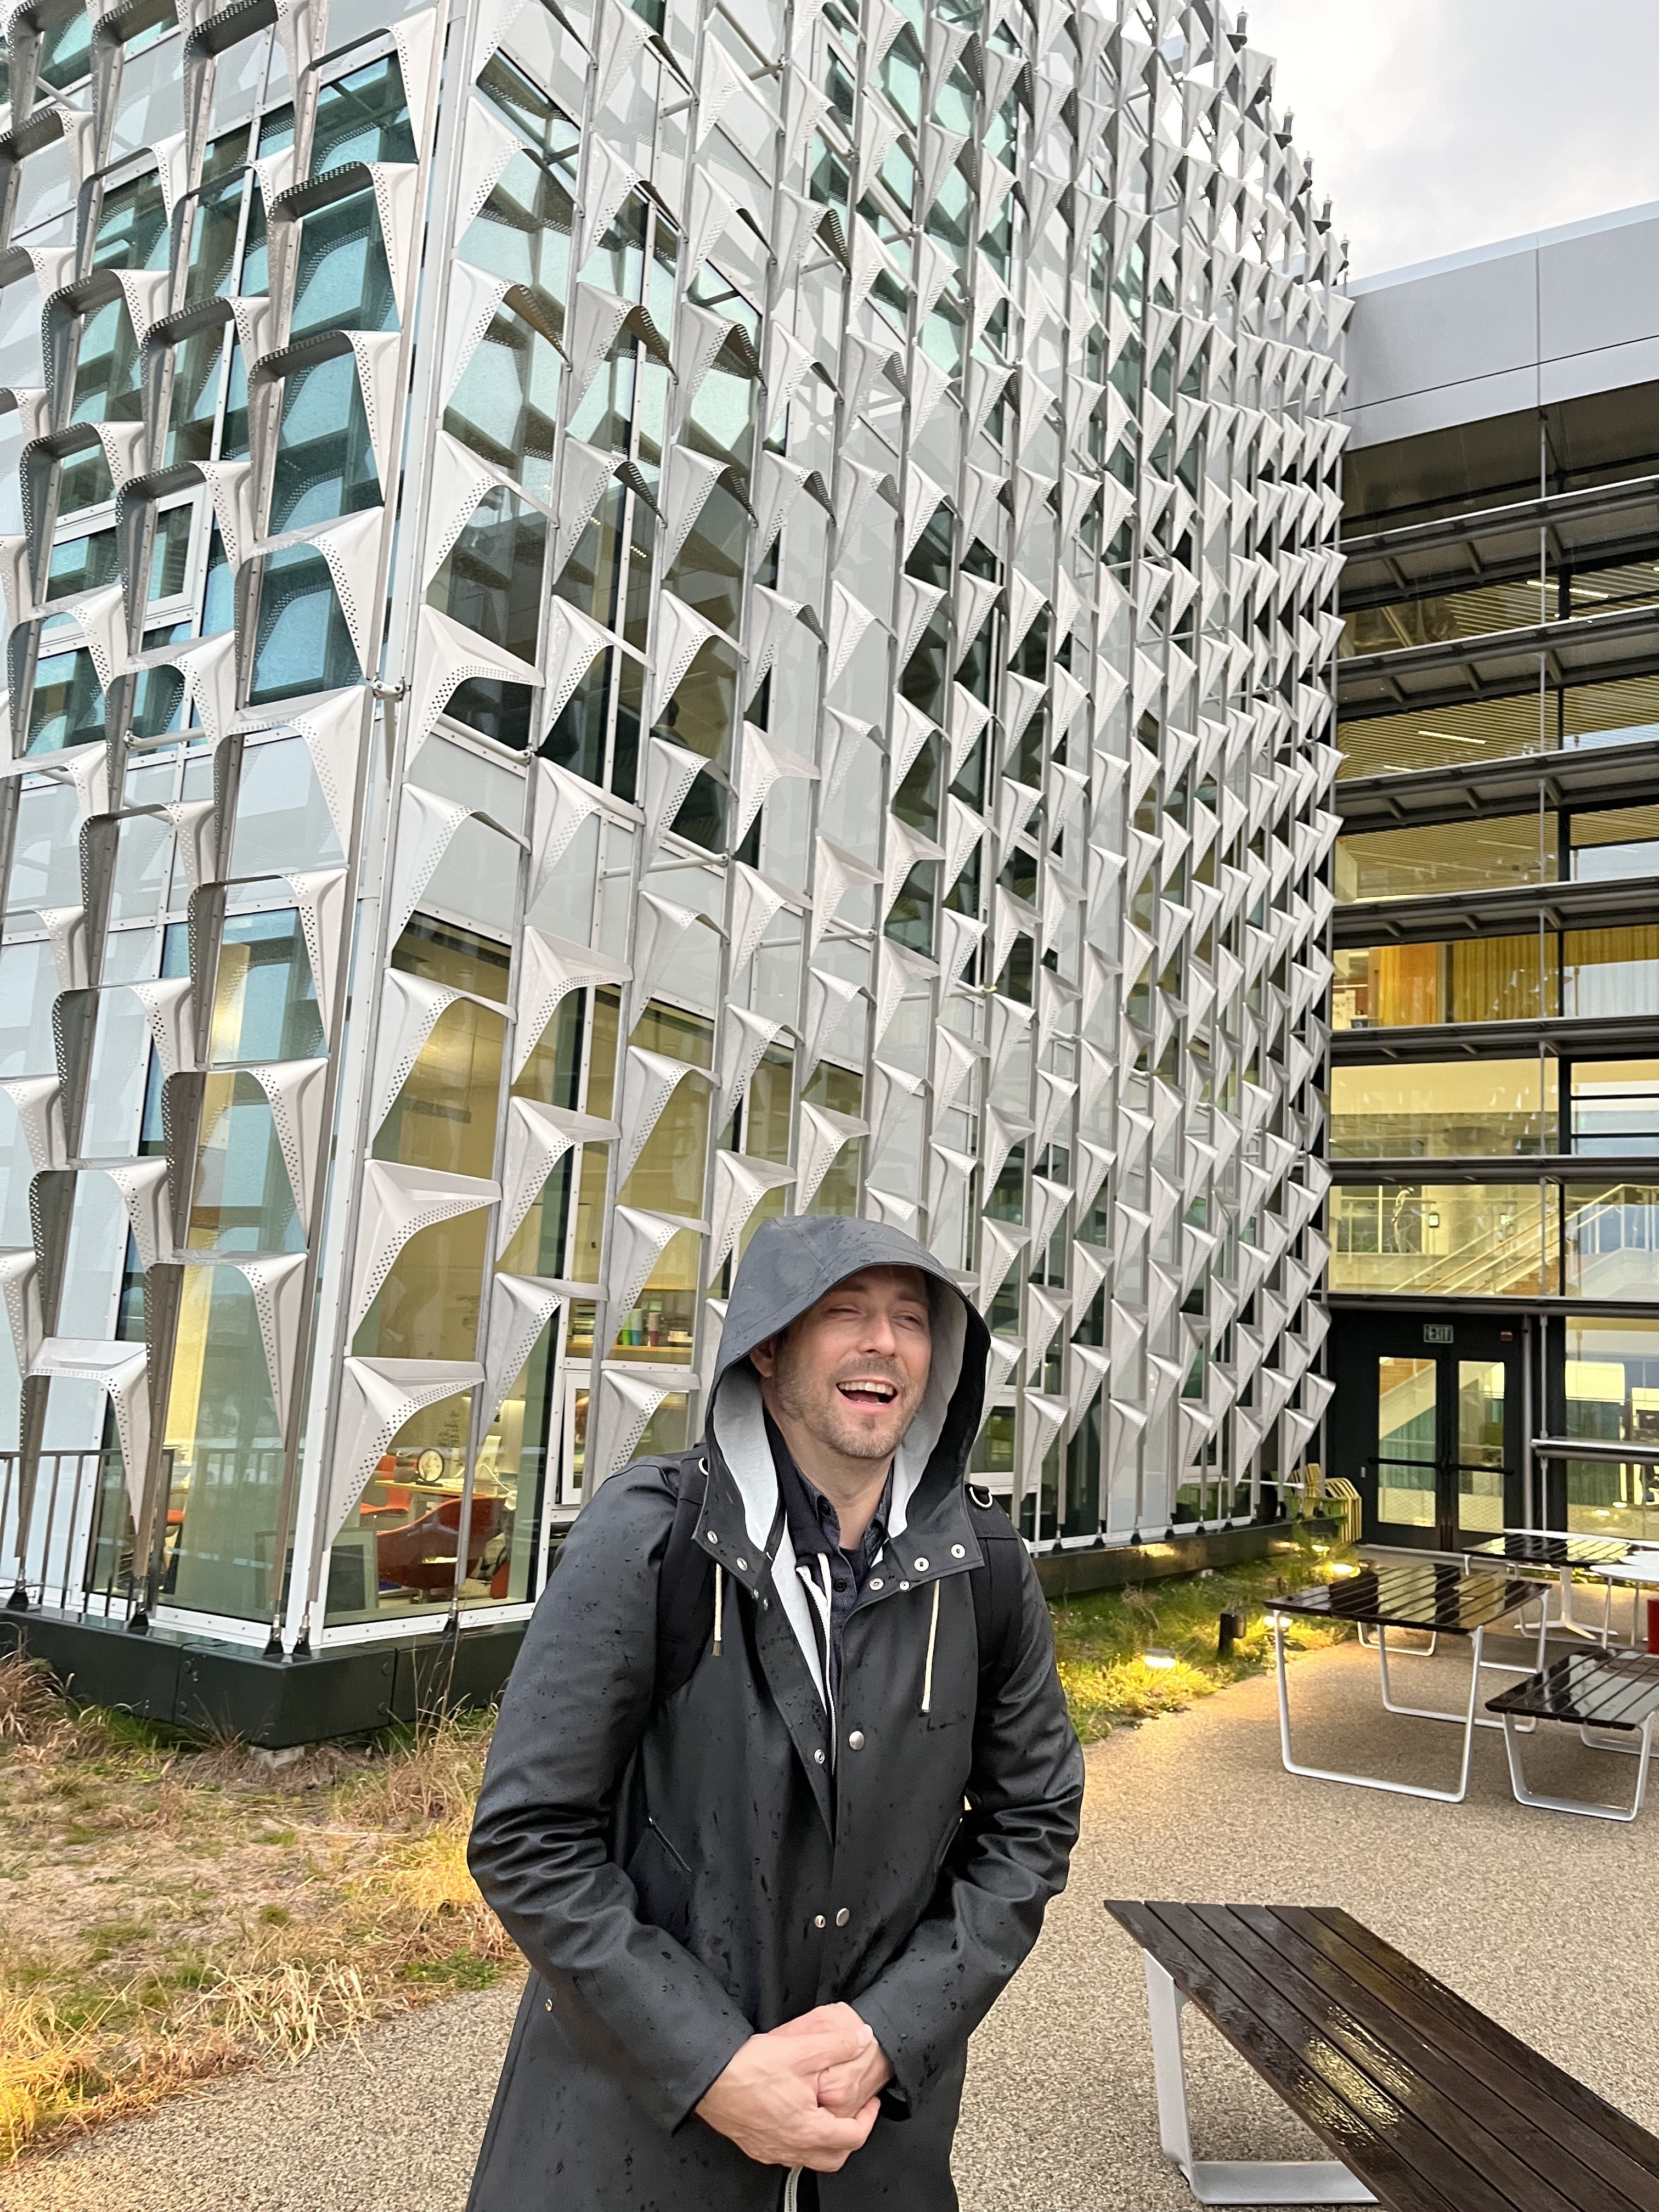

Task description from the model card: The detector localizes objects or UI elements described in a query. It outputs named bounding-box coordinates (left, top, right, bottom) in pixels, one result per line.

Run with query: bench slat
left=1146, top=1902, right=1544, bottom=2212
left=1282, top=1909, right=1659, bottom=2202
left=1223, top=1905, right=1653, bottom=2212
left=1106, top=1900, right=1458, bottom=2212
left=1487, top=1652, right=1659, bottom=1731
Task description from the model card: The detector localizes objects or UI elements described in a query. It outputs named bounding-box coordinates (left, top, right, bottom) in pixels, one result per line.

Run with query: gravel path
left=7, top=1632, right=1655, bottom=2210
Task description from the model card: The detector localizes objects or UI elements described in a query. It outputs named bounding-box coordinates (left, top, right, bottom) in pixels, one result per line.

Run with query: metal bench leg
left=1276, top=1617, right=1485, bottom=1803
left=1500, top=1712, right=1655, bottom=1822
left=1141, top=1954, right=1375, bottom=2204
left=1376, top=1622, right=1510, bottom=1730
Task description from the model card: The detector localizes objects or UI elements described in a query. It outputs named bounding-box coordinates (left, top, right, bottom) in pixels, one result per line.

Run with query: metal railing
left=1, top=1448, right=163, bottom=1627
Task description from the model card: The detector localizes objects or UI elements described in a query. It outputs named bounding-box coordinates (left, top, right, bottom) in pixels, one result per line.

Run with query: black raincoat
left=466, top=1215, right=1084, bottom=2209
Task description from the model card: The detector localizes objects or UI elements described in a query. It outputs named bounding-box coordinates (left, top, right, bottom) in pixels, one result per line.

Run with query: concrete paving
left=5, top=1631, right=1657, bottom=2210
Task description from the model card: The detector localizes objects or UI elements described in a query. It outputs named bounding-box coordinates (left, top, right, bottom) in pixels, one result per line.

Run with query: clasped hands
left=696, top=2001, right=893, bottom=2171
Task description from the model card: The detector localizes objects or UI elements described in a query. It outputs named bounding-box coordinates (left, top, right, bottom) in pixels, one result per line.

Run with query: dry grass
left=0, top=1647, right=515, bottom=2163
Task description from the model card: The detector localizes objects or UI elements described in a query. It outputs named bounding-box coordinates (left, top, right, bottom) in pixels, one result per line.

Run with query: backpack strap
left=965, top=1485, right=1024, bottom=1710
left=654, top=1452, right=714, bottom=1708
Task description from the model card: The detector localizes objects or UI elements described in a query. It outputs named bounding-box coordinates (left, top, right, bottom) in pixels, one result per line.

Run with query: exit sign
left=1423, top=1323, right=1454, bottom=1344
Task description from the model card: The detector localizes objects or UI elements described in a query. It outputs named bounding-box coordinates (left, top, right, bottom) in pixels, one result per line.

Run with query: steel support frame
left=1499, top=1711, right=1656, bottom=1822
left=1374, top=1610, right=1548, bottom=1731
left=1140, top=1954, right=1375, bottom=2205
left=1274, top=1616, right=1493, bottom=1802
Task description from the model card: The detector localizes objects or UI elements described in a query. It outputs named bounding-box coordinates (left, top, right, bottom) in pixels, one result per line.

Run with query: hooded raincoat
left=466, top=1216, right=1084, bottom=2210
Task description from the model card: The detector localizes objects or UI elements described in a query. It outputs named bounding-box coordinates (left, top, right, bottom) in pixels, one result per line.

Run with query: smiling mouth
left=837, top=1379, right=900, bottom=1407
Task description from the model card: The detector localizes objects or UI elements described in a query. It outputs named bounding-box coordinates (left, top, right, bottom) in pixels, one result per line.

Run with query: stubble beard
left=771, top=1339, right=914, bottom=1462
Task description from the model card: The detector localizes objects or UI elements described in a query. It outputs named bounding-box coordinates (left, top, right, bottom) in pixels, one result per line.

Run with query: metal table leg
left=1142, top=1953, right=1375, bottom=2204
left=1274, top=1617, right=1487, bottom=1803
left=1376, top=1621, right=1519, bottom=1730
left=1499, top=1711, right=1655, bottom=1822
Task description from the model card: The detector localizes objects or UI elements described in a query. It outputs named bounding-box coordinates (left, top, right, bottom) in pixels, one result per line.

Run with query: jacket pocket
left=624, top=1816, right=694, bottom=1944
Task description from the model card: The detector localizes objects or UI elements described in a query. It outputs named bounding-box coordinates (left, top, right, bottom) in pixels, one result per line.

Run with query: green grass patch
left=1049, top=1537, right=1357, bottom=1742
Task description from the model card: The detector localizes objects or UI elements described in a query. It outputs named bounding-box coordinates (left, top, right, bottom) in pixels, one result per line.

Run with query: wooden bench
left=1486, top=1650, right=1659, bottom=1822
left=1105, top=1899, right=1659, bottom=2209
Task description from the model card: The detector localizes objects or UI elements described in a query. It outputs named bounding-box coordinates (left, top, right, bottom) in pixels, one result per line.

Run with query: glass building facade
left=1330, top=235, right=1659, bottom=1550
left=0, top=0, right=1343, bottom=1702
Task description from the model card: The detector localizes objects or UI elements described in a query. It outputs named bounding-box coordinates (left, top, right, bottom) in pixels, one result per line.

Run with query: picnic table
left=1488, top=1649, right=1659, bottom=1821
left=1463, top=1530, right=1638, bottom=1644
left=1582, top=1552, right=1659, bottom=1649
left=1107, top=1898, right=1659, bottom=2209
left=1271, top=1562, right=1539, bottom=1801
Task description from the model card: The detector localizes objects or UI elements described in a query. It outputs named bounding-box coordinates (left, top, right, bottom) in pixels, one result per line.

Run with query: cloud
left=1245, top=0, right=1659, bottom=278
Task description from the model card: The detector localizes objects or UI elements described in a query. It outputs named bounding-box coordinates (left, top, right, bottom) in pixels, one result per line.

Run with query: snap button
left=899, top=1581, right=910, bottom=1591
left=707, top=1532, right=720, bottom=1545
left=814, top=1915, right=826, bottom=1929
left=848, top=1729, right=865, bottom=1751
left=951, top=1544, right=966, bottom=1559
left=813, top=1748, right=826, bottom=1764
left=870, top=1577, right=884, bottom=1590
left=545, top=1998, right=552, bottom=2011
left=735, top=1556, right=748, bottom=1571
left=835, top=1908, right=850, bottom=1927
left=914, top=1557, right=929, bottom=1571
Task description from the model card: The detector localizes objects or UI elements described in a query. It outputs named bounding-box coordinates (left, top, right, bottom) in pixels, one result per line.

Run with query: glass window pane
left=1564, top=1320, right=1659, bottom=1541
left=268, top=352, right=382, bottom=532
left=163, top=1267, right=285, bottom=1618
left=1570, top=803, right=1659, bottom=883
left=287, top=189, right=398, bottom=340
left=1377, top=1355, right=1436, bottom=1526
left=210, top=910, right=326, bottom=1061
left=373, top=1000, right=506, bottom=1180
left=310, top=54, right=416, bottom=172
left=325, top=1389, right=479, bottom=1623
left=1331, top=1183, right=1557, bottom=1297
left=1330, top=1059, right=1556, bottom=1159
left=1564, top=1183, right=1659, bottom=1302
left=187, top=1072, right=305, bottom=1250
left=1334, top=817, right=1551, bottom=904
left=1571, top=1061, right=1659, bottom=1156
left=249, top=544, right=361, bottom=702
left=1564, top=926, right=1659, bottom=1019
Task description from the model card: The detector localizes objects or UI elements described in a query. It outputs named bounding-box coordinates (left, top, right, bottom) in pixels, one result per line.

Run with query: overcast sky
left=1243, top=1, right=1659, bottom=281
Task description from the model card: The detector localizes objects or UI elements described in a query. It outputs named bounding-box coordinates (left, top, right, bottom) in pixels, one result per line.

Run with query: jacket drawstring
left=799, top=1555, right=837, bottom=1759
left=713, top=1561, right=724, bottom=1657
left=920, top=1577, right=940, bottom=1715
left=784, top=2167, right=802, bottom=2211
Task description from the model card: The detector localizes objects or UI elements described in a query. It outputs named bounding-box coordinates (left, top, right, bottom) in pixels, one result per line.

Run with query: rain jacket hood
left=708, top=1215, right=990, bottom=1554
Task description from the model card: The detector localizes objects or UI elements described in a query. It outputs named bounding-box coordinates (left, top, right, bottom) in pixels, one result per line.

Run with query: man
left=467, top=1215, right=1084, bottom=2209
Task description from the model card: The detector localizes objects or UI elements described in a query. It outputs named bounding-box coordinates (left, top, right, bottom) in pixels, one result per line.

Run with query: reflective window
left=210, top=910, right=326, bottom=1063
left=1339, top=673, right=1659, bottom=780
left=1571, top=1061, right=1659, bottom=1156
left=310, top=54, right=416, bottom=174
left=162, top=1267, right=285, bottom=1620
left=187, top=1073, right=306, bottom=1251
left=1330, top=1183, right=1556, bottom=1299
left=269, top=352, right=382, bottom=533
left=1330, top=1059, right=1556, bottom=1159
left=1562, top=1319, right=1659, bottom=1542
left=249, top=544, right=360, bottom=702
left=1564, top=1183, right=1659, bottom=1303
left=1334, top=816, right=1550, bottom=904
left=92, top=174, right=171, bottom=272
left=1570, top=803, right=1659, bottom=883
left=287, top=187, right=398, bottom=340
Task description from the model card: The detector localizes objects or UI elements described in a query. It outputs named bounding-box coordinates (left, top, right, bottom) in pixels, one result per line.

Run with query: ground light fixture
left=1143, top=1647, right=1178, bottom=1671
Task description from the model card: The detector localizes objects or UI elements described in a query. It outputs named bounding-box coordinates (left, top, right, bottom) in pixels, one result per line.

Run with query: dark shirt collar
left=764, top=1409, right=891, bottom=1565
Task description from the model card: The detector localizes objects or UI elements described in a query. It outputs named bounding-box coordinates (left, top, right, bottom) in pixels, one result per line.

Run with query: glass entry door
left=1371, top=1340, right=1515, bottom=1549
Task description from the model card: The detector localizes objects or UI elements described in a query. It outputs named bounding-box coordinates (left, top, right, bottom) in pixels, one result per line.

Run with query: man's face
left=751, top=1266, right=933, bottom=1464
